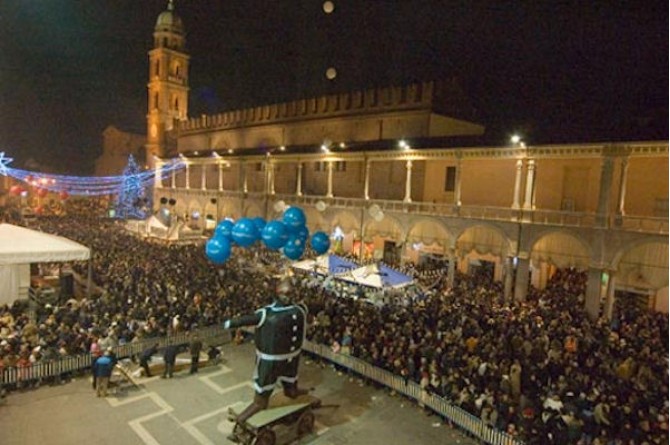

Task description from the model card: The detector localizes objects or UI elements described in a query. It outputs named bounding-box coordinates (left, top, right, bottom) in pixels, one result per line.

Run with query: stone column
left=616, top=158, right=629, bottom=217
left=446, top=247, right=456, bottom=289
left=268, top=162, right=275, bottom=195
left=585, top=266, right=603, bottom=321
left=200, top=164, right=207, bottom=190
left=358, top=207, right=366, bottom=259
left=453, top=156, right=462, bottom=207
left=171, top=168, right=176, bottom=189
left=363, top=159, right=371, bottom=200
left=154, top=161, right=163, bottom=189
left=603, top=271, right=617, bottom=321
left=522, top=160, right=535, bottom=210
left=596, top=156, right=614, bottom=227
left=185, top=163, right=191, bottom=190
left=403, top=160, right=413, bottom=203
left=512, top=159, right=523, bottom=209
left=241, top=162, right=248, bottom=194
left=326, top=161, right=334, bottom=198
left=503, top=256, right=514, bottom=302
left=296, top=162, right=303, bottom=196
left=513, top=256, right=530, bottom=302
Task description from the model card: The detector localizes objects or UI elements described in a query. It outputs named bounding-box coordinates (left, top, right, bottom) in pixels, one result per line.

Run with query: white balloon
left=373, top=210, right=384, bottom=222
left=323, top=1, right=335, bottom=14
left=273, top=200, right=286, bottom=212
left=368, top=204, right=381, bottom=217
left=315, top=200, right=327, bottom=212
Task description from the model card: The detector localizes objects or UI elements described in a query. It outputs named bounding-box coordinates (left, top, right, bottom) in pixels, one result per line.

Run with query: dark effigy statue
left=224, top=278, right=316, bottom=443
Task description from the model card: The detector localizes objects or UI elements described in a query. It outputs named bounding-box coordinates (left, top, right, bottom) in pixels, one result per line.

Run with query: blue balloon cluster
left=283, top=207, right=306, bottom=232
left=261, top=220, right=289, bottom=250
left=310, top=231, right=330, bottom=255
left=205, top=207, right=314, bottom=264
left=232, top=218, right=259, bottom=247
left=283, top=236, right=306, bottom=260
left=214, top=219, right=234, bottom=239
left=252, top=217, right=266, bottom=233
left=205, top=235, right=231, bottom=264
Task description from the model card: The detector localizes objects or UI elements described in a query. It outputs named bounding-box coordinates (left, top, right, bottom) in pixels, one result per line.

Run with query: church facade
left=146, top=2, right=668, bottom=319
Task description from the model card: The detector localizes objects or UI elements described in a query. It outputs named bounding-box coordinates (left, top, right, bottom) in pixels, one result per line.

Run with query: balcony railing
left=613, top=215, right=669, bottom=234
left=527, top=209, right=598, bottom=228
left=167, top=188, right=668, bottom=234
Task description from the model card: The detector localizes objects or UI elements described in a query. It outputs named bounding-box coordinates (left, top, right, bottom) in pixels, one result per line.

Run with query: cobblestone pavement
left=0, top=342, right=478, bottom=445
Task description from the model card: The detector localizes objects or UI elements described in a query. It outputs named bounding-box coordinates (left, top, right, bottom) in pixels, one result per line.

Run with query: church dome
left=155, top=1, right=183, bottom=34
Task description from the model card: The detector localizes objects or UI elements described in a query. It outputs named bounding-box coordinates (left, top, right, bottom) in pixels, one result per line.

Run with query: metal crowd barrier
left=1, top=325, right=521, bottom=444
left=0, top=325, right=231, bottom=387
left=302, top=341, right=524, bottom=445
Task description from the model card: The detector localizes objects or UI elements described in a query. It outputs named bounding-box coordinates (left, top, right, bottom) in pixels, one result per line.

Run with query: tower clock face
left=150, top=124, right=158, bottom=138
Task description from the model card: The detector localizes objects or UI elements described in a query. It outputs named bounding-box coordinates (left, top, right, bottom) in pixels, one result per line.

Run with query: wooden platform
left=246, top=402, right=310, bottom=429
left=229, top=393, right=322, bottom=445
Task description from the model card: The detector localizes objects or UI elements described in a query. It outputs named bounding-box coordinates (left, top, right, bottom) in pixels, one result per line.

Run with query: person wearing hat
left=222, top=277, right=309, bottom=439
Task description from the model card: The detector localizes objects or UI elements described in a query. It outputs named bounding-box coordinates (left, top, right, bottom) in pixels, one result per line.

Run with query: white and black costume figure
left=224, top=300, right=307, bottom=395
left=223, top=279, right=309, bottom=435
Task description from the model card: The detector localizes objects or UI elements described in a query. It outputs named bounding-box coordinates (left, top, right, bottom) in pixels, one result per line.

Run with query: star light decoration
left=0, top=152, right=12, bottom=176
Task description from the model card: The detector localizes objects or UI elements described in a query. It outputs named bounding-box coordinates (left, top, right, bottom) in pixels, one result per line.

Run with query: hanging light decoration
left=0, top=151, right=185, bottom=197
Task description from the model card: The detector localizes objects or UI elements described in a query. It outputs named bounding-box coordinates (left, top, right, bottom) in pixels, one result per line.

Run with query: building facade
left=94, top=125, right=147, bottom=176
left=148, top=2, right=669, bottom=319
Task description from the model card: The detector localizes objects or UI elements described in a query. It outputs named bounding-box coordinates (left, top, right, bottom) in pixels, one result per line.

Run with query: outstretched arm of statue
left=223, top=311, right=262, bottom=330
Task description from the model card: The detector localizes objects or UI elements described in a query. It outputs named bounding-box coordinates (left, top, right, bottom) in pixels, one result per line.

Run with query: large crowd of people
left=0, top=216, right=667, bottom=444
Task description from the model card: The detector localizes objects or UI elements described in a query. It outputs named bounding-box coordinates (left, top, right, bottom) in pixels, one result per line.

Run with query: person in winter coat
left=92, top=349, right=115, bottom=397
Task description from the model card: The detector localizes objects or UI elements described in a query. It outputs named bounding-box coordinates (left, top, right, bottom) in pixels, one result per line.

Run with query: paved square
left=0, top=342, right=477, bottom=445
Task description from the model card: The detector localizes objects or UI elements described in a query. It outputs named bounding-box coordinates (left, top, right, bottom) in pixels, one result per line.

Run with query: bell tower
left=146, top=0, right=189, bottom=167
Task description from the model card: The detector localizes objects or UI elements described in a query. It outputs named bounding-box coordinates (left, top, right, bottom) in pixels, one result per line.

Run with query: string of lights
left=0, top=152, right=184, bottom=196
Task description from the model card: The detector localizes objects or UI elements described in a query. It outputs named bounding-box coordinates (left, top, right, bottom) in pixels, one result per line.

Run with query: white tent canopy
left=292, top=254, right=359, bottom=276
left=338, top=263, right=414, bottom=289
left=0, top=224, right=90, bottom=304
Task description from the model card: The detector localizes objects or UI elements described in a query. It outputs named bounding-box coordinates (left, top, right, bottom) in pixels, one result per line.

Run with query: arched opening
left=363, top=215, right=404, bottom=264
left=405, top=218, right=452, bottom=266
left=218, top=200, right=239, bottom=221
left=612, top=241, right=669, bottom=314
left=302, top=207, right=327, bottom=233
left=456, top=225, right=510, bottom=282
left=203, top=201, right=217, bottom=230
left=329, top=210, right=361, bottom=257
left=185, top=201, right=203, bottom=231
left=530, top=230, right=591, bottom=290
left=243, top=202, right=263, bottom=219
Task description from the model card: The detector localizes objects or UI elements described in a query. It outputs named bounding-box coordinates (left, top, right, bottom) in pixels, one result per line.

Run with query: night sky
left=0, top=0, right=667, bottom=174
